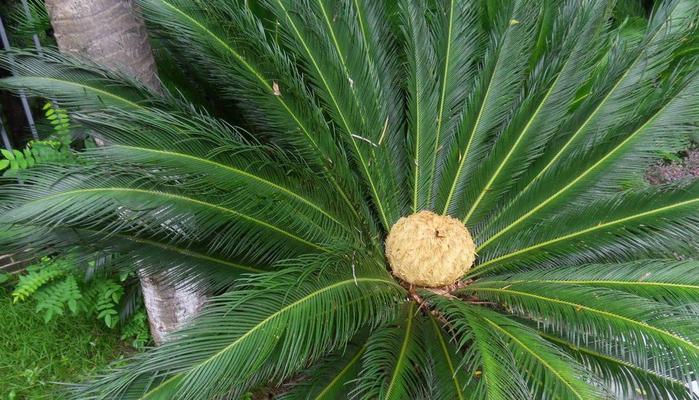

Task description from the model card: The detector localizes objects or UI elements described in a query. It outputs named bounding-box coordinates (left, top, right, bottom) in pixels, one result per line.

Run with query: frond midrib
left=385, top=302, right=416, bottom=398
left=7, top=76, right=144, bottom=109
left=474, top=279, right=699, bottom=291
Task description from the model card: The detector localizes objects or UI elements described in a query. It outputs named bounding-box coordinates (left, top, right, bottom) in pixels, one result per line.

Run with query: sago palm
left=1, top=0, right=699, bottom=398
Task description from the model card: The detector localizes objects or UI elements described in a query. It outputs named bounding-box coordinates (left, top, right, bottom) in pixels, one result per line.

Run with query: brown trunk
left=45, top=0, right=160, bottom=91
left=45, top=0, right=205, bottom=345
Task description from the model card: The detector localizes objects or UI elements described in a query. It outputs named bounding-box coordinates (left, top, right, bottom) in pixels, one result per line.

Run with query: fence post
left=0, top=15, right=39, bottom=141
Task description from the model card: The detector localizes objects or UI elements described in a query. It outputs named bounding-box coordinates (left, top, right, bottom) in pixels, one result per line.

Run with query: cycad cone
left=386, top=211, right=475, bottom=287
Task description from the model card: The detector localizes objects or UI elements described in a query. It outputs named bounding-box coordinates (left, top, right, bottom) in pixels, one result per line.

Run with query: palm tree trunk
left=45, top=0, right=205, bottom=345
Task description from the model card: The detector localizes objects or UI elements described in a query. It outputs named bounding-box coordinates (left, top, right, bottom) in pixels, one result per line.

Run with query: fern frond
left=12, top=257, right=70, bottom=302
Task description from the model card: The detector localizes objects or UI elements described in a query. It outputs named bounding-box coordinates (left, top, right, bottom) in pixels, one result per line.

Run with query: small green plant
left=120, top=310, right=150, bottom=349
left=0, top=102, right=73, bottom=177
left=0, top=287, right=127, bottom=400
left=12, top=256, right=149, bottom=344
left=43, top=101, right=72, bottom=147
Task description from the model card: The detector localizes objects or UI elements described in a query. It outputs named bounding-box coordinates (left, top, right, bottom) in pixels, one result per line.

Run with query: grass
left=0, top=285, right=130, bottom=400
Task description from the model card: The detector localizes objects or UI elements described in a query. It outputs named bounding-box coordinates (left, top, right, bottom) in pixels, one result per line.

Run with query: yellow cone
left=385, top=211, right=476, bottom=287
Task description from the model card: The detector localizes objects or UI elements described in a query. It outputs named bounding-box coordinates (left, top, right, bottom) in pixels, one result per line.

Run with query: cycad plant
left=1, top=0, right=699, bottom=398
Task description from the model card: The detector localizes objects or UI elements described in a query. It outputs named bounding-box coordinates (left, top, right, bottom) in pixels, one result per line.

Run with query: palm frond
left=137, top=0, right=368, bottom=225
left=478, top=0, right=699, bottom=245
left=71, top=255, right=404, bottom=399
left=79, top=106, right=356, bottom=234
left=437, top=0, right=539, bottom=218
left=350, top=302, right=427, bottom=400
left=472, top=182, right=699, bottom=275
left=426, top=294, right=531, bottom=400
left=399, top=0, right=438, bottom=212
left=429, top=294, right=602, bottom=399
left=460, top=283, right=699, bottom=384
left=542, top=332, right=697, bottom=400
left=1, top=164, right=330, bottom=265
left=425, top=0, right=485, bottom=211
left=476, top=260, right=699, bottom=307
left=277, top=338, right=367, bottom=400
left=0, top=50, right=155, bottom=110
left=261, top=0, right=404, bottom=228
left=460, top=0, right=610, bottom=227
left=422, top=314, right=473, bottom=400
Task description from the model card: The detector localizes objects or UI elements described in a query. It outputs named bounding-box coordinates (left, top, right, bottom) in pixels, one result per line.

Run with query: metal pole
left=20, top=0, right=44, bottom=53
left=0, top=15, right=39, bottom=140
left=0, top=117, right=12, bottom=152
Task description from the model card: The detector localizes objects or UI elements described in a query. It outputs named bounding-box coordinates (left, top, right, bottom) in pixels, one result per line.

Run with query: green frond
left=476, top=260, right=699, bottom=306
left=460, top=0, right=609, bottom=227
left=437, top=0, right=539, bottom=218
left=428, top=294, right=602, bottom=399
left=78, top=106, right=356, bottom=235
left=72, top=256, right=404, bottom=399
left=0, top=50, right=155, bottom=110
left=1, top=223, right=266, bottom=290
left=400, top=0, right=438, bottom=212
left=542, top=332, right=697, bottom=400
left=478, top=0, right=699, bottom=245
left=1, top=164, right=332, bottom=265
left=277, top=337, right=367, bottom=400
left=461, top=283, right=699, bottom=384
left=422, top=314, right=473, bottom=400
left=426, top=0, right=485, bottom=211
left=137, top=0, right=368, bottom=225
left=472, top=182, right=699, bottom=276
left=351, top=302, right=427, bottom=400
left=261, top=0, right=404, bottom=228
left=426, top=294, right=530, bottom=400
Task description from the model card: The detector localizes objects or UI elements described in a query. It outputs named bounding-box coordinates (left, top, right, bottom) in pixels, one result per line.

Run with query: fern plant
left=1, top=0, right=699, bottom=399
left=12, top=255, right=149, bottom=341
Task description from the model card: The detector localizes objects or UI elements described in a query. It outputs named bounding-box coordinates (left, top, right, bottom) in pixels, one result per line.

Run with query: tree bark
left=45, top=0, right=206, bottom=345
left=45, top=0, right=160, bottom=91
